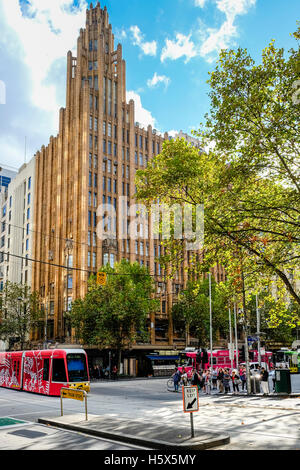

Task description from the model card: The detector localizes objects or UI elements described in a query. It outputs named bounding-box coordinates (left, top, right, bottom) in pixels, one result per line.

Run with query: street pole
left=209, top=272, right=213, bottom=373
left=256, top=294, right=261, bottom=367
left=234, top=302, right=239, bottom=371
left=109, top=351, right=112, bottom=380
left=44, top=298, right=48, bottom=350
left=229, top=308, right=233, bottom=371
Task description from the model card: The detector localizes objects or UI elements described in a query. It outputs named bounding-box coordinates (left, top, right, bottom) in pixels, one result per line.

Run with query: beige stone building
left=31, top=3, right=225, bottom=368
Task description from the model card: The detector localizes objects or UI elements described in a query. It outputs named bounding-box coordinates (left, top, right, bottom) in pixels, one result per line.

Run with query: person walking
left=231, top=370, right=240, bottom=394
left=260, top=367, right=269, bottom=395
left=172, top=367, right=181, bottom=392
left=217, top=368, right=224, bottom=394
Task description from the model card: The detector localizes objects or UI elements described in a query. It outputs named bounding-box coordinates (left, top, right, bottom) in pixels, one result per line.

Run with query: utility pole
left=229, top=308, right=233, bottom=370
left=241, top=268, right=251, bottom=395
left=44, top=297, right=48, bottom=350
left=234, top=302, right=239, bottom=371
left=256, top=294, right=261, bottom=367
left=209, top=272, right=213, bottom=372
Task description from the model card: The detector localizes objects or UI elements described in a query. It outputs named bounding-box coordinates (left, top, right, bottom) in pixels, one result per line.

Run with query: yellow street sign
left=97, top=272, right=107, bottom=286
left=61, top=388, right=85, bottom=402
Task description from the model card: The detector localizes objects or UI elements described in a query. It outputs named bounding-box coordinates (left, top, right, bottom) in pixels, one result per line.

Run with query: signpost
left=182, top=386, right=199, bottom=439
left=60, top=388, right=88, bottom=421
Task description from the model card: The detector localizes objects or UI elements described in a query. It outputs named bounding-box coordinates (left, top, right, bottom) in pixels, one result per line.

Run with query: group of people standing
left=91, top=364, right=118, bottom=380
left=172, top=365, right=270, bottom=395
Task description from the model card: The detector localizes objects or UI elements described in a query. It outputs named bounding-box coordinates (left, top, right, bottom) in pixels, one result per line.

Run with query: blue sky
left=0, top=0, right=299, bottom=167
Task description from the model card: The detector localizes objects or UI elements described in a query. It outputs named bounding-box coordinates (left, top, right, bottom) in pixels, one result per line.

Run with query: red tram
left=0, top=349, right=90, bottom=396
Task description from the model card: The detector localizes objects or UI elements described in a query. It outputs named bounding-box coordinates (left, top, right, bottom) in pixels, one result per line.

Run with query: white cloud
left=194, top=0, right=207, bottom=7
left=0, top=0, right=87, bottom=166
left=161, top=33, right=197, bottom=63
left=129, top=25, right=157, bottom=56
left=147, top=72, right=171, bottom=89
left=199, top=0, right=256, bottom=61
left=1, top=0, right=86, bottom=117
left=216, top=0, right=256, bottom=21
left=126, top=91, right=156, bottom=129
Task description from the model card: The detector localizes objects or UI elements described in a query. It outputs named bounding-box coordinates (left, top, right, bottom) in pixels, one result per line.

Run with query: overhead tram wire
left=1, top=220, right=185, bottom=264
left=1, top=251, right=157, bottom=277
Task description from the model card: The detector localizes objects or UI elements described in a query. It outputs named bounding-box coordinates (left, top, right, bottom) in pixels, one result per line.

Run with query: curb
left=38, top=416, right=230, bottom=450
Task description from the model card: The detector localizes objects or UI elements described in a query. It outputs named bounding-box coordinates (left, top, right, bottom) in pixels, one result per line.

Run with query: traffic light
left=196, top=349, right=202, bottom=365
left=97, top=272, right=107, bottom=286
left=202, top=348, right=208, bottom=366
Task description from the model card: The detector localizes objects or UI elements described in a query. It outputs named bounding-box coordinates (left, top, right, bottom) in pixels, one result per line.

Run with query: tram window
left=43, top=359, right=50, bottom=381
left=67, top=354, right=88, bottom=382
left=52, top=359, right=67, bottom=382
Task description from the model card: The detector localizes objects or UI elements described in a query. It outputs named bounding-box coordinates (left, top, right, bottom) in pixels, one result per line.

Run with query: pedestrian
left=191, top=368, right=201, bottom=391
left=223, top=369, right=231, bottom=394
left=217, top=368, right=224, bottom=394
left=231, top=370, right=240, bottom=394
left=205, top=370, right=212, bottom=394
left=172, top=368, right=181, bottom=392
left=260, top=367, right=269, bottom=395
left=269, top=367, right=276, bottom=393
left=240, top=367, right=247, bottom=392
left=112, top=365, right=118, bottom=380
left=181, top=367, right=188, bottom=386
left=212, top=369, right=218, bottom=390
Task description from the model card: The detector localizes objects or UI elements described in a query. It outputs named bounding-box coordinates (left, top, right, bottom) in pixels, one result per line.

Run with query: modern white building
left=0, top=157, right=36, bottom=289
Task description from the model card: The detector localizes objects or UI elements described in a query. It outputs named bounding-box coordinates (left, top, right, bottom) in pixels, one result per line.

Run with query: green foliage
left=136, top=26, right=300, bottom=324
left=0, top=282, right=42, bottom=349
left=69, top=260, right=158, bottom=351
left=172, top=277, right=229, bottom=346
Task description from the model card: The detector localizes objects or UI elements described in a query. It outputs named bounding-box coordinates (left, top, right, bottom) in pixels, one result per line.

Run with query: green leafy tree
left=172, top=277, right=230, bottom=348
left=69, top=260, right=158, bottom=367
left=136, top=26, right=300, bottom=317
left=0, top=282, right=42, bottom=350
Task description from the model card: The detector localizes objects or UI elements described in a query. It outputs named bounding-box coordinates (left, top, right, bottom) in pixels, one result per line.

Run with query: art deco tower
left=32, top=3, right=178, bottom=345
left=32, top=3, right=225, bottom=350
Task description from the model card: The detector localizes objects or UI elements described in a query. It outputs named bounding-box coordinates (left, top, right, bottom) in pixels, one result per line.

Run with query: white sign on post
left=182, top=386, right=199, bottom=439
left=182, top=386, right=199, bottom=413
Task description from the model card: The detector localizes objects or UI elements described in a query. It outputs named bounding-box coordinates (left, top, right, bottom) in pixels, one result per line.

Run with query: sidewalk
left=38, top=414, right=230, bottom=450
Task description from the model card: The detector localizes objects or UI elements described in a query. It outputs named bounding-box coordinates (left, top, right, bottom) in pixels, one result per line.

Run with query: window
left=43, top=359, right=50, bottom=381
left=27, top=208, right=30, bottom=220
left=28, top=177, right=31, bottom=190
left=52, top=359, right=67, bottom=382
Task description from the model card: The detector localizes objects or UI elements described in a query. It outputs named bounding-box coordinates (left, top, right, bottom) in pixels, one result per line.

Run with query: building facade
left=0, top=159, right=35, bottom=289
left=31, top=3, right=224, bottom=362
